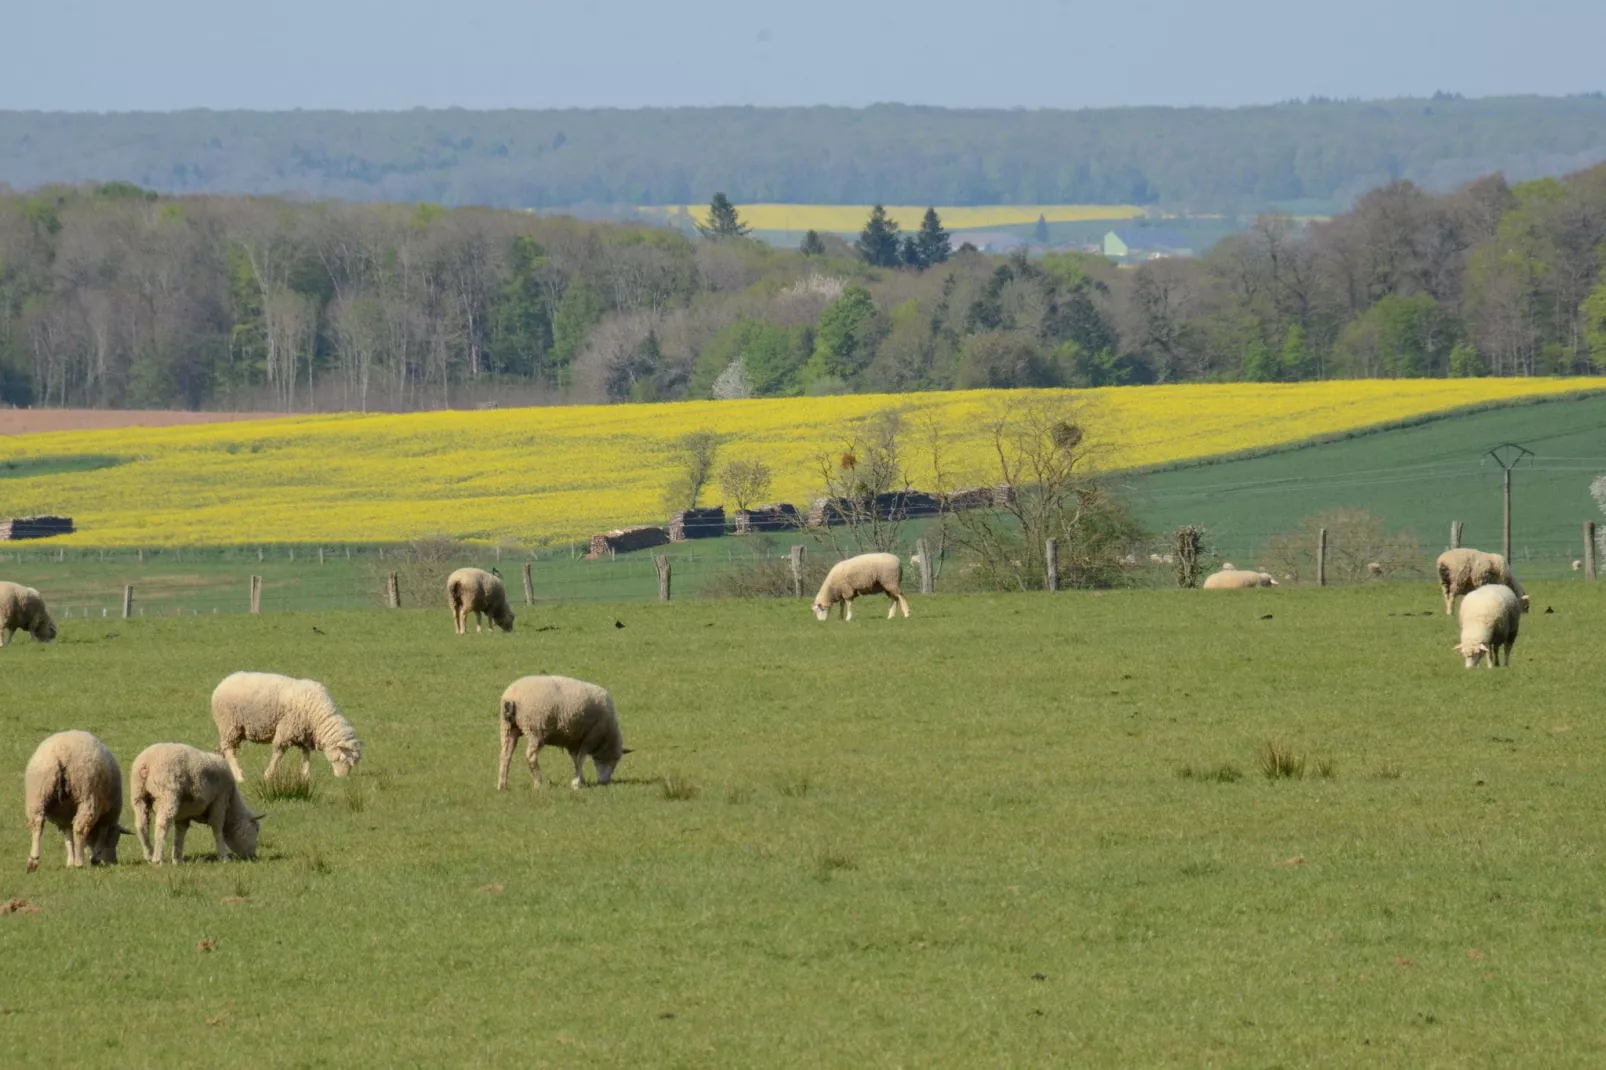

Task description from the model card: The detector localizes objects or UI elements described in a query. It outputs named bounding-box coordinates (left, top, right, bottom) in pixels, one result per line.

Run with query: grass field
left=4, top=381, right=1601, bottom=548
left=1131, top=392, right=1606, bottom=570
left=5, top=587, right=1606, bottom=1066
left=643, top=203, right=1147, bottom=233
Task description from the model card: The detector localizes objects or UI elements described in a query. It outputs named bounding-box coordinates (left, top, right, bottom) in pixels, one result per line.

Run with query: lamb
left=1572, top=560, right=1583, bottom=572
left=0, top=581, right=57, bottom=646
left=1367, top=562, right=1385, bottom=577
left=497, top=675, right=630, bottom=790
left=446, top=567, right=515, bottom=635
left=128, top=743, right=263, bottom=863
left=1436, top=548, right=1529, bottom=616
left=1453, top=583, right=1522, bottom=669
left=211, top=671, right=362, bottom=781
left=24, top=731, right=130, bottom=872
left=1201, top=569, right=1278, bottom=589
left=812, top=552, right=910, bottom=621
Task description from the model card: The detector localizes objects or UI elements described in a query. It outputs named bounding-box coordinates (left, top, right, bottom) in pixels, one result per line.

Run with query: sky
left=9, top=0, right=1604, bottom=112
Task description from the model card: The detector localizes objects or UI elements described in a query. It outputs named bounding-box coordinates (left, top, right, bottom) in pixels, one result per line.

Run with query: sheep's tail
left=449, top=578, right=465, bottom=612
left=500, top=699, right=518, bottom=727
left=1438, top=561, right=1453, bottom=588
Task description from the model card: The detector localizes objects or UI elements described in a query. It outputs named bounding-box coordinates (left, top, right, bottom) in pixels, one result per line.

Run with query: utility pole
left=1485, top=443, right=1533, bottom=564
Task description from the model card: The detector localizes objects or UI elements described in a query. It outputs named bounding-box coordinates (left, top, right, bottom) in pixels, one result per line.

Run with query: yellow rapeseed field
left=650, top=204, right=1147, bottom=232
left=4, top=381, right=1600, bottom=547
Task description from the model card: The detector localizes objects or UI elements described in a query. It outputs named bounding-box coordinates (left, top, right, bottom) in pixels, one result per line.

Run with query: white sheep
left=1436, top=548, right=1529, bottom=616
left=128, top=743, right=263, bottom=864
left=24, top=731, right=130, bottom=871
left=1220, top=562, right=1237, bottom=571
left=1453, top=583, right=1522, bottom=669
left=1572, top=559, right=1583, bottom=572
left=0, top=581, right=57, bottom=646
left=1367, top=562, right=1384, bottom=577
left=812, top=552, right=909, bottom=621
left=447, top=567, right=515, bottom=635
left=1201, top=569, right=1278, bottom=589
left=211, top=671, right=362, bottom=781
left=497, top=675, right=630, bottom=790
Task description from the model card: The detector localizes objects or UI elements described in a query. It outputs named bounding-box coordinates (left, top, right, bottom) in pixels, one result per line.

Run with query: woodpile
left=0, top=515, right=74, bottom=540
left=587, top=526, right=670, bottom=557
left=668, top=507, right=726, bottom=542
left=733, top=503, right=801, bottom=534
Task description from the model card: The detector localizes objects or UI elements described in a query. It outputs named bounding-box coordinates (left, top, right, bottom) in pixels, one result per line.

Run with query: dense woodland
left=2, top=161, right=1605, bottom=411
left=3, top=97, right=1606, bottom=214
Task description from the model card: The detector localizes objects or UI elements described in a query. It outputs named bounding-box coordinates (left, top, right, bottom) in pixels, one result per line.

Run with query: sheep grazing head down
left=812, top=600, right=832, bottom=621
left=1455, top=640, right=1492, bottom=669
left=324, top=740, right=363, bottom=777
left=33, top=614, right=58, bottom=642
left=93, top=824, right=134, bottom=865
left=493, top=605, right=516, bottom=633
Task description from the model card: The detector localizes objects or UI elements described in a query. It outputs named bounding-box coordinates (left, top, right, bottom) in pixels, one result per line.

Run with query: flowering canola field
left=4, top=381, right=1600, bottom=547
left=648, top=204, right=1147, bottom=232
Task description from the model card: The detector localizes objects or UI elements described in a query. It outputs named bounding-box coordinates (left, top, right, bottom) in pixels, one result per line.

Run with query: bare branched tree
left=718, top=458, right=773, bottom=514
left=928, top=396, right=1143, bottom=591
left=661, top=429, right=722, bottom=514
left=812, top=407, right=915, bottom=554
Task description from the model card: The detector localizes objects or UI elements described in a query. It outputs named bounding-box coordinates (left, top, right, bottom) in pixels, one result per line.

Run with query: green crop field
left=1129, top=393, right=1606, bottom=575
left=5, top=587, right=1606, bottom=1066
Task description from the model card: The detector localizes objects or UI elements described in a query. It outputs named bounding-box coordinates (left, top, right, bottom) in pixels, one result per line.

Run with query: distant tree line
left=2, top=164, right=1605, bottom=411
left=2, top=98, right=1605, bottom=214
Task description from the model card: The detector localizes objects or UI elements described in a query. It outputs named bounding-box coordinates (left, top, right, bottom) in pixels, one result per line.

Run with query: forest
left=3, top=96, right=1606, bottom=214
left=1, top=161, right=1604, bottom=411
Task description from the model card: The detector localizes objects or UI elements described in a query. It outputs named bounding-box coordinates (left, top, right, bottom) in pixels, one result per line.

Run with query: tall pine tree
left=1034, top=213, right=1049, bottom=243
left=914, top=207, right=951, bottom=267
left=696, top=193, right=751, bottom=239
left=856, top=204, right=902, bottom=268
left=799, top=229, right=826, bottom=256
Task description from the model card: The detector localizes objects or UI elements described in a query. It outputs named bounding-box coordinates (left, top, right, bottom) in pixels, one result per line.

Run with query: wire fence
left=1, top=518, right=1601, bottom=621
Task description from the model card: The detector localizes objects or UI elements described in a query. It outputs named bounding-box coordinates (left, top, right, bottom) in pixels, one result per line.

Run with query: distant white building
left=1103, top=228, right=1195, bottom=259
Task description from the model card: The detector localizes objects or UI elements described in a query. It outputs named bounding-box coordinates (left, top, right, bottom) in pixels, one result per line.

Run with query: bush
left=1262, top=508, right=1422, bottom=584
left=700, top=553, right=832, bottom=600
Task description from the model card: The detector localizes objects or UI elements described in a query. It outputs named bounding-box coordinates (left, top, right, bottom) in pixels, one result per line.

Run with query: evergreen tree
left=914, top=207, right=951, bottom=267
left=856, top=204, right=902, bottom=268
left=696, top=192, right=751, bottom=239
left=799, top=229, right=826, bottom=256
left=901, top=235, right=922, bottom=268
left=1034, top=213, right=1049, bottom=243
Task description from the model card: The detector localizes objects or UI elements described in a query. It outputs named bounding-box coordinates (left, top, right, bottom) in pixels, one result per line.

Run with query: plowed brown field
left=0, top=409, right=277, bottom=435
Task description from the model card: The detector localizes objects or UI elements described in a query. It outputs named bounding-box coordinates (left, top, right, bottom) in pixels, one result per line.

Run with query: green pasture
left=1129, top=392, right=1606, bottom=573
left=4, top=585, right=1605, bottom=1066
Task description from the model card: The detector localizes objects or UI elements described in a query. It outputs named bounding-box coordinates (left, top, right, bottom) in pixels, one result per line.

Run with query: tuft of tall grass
left=659, top=775, right=700, bottom=801
left=1175, top=761, right=1245, bottom=783
left=775, top=773, right=812, bottom=798
left=251, top=767, right=319, bottom=805
left=1257, top=740, right=1306, bottom=780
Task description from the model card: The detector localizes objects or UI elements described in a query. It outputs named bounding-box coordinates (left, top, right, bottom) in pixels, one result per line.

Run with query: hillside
left=2, top=381, right=1600, bottom=547
left=4, top=97, right=1606, bottom=213
left=1130, top=393, right=1606, bottom=571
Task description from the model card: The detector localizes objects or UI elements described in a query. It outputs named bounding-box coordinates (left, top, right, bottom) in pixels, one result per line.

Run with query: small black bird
left=312, top=625, right=326, bottom=635
left=1544, top=606, right=1555, bottom=614
left=1259, top=614, right=1274, bottom=620
left=613, top=619, right=626, bottom=629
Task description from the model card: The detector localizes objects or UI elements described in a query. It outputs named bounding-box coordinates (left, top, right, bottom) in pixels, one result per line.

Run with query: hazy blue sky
left=11, top=0, right=1603, bottom=111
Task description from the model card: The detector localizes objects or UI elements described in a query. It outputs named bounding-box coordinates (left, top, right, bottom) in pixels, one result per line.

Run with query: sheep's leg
left=0, top=628, right=10, bottom=646
left=264, top=745, right=285, bottom=781
left=527, top=739, right=547, bottom=788
left=62, top=830, right=75, bottom=867
left=71, top=810, right=94, bottom=868
left=150, top=803, right=178, bottom=865
left=173, top=820, right=189, bottom=863
left=25, top=814, right=44, bottom=872
left=221, top=741, right=246, bottom=782
left=1503, top=641, right=1515, bottom=667
left=842, top=598, right=853, bottom=621
left=570, top=750, right=587, bottom=790
left=496, top=726, right=520, bottom=790
left=206, top=799, right=230, bottom=861
left=133, top=797, right=154, bottom=862
left=474, top=610, right=484, bottom=634
left=301, top=747, right=312, bottom=780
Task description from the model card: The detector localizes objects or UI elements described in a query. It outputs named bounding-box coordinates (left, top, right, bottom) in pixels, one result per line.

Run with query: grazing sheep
left=1201, top=570, right=1278, bottom=589
left=497, top=675, right=630, bottom=790
left=1220, top=562, right=1237, bottom=571
left=1572, top=560, right=1583, bottom=572
left=211, top=671, right=362, bottom=782
left=129, top=743, right=262, bottom=864
left=812, top=552, right=910, bottom=621
left=0, top=581, right=57, bottom=646
left=24, top=731, right=129, bottom=872
left=1367, top=562, right=1384, bottom=577
left=446, top=567, right=515, bottom=635
left=1453, top=583, right=1522, bottom=669
left=1436, top=548, right=1529, bottom=616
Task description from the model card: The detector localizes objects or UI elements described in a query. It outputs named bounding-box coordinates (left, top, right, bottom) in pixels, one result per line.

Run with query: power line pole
left=1485, top=443, right=1533, bottom=564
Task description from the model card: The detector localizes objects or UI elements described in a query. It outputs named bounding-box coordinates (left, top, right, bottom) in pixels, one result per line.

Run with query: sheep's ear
left=250, top=812, right=267, bottom=823
left=1476, top=643, right=1489, bottom=653
left=621, top=748, right=634, bottom=755
left=116, top=825, right=134, bottom=837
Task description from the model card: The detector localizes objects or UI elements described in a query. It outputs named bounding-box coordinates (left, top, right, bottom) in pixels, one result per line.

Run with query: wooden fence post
left=915, top=538, right=933, bottom=595
left=1450, top=520, right=1462, bottom=549
left=789, top=545, right=805, bottom=598
left=522, top=561, right=534, bottom=604
left=137, top=548, right=144, bottom=564
left=1045, top=539, right=1059, bottom=592
left=249, top=575, right=262, bottom=614
left=1586, top=520, right=1598, bottom=582
left=318, top=547, right=325, bottom=566
left=1316, top=527, right=1328, bottom=587
left=122, top=585, right=133, bottom=619
left=387, top=572, right=400, bottom=609
left=654, top=555, right=672, bottom=602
